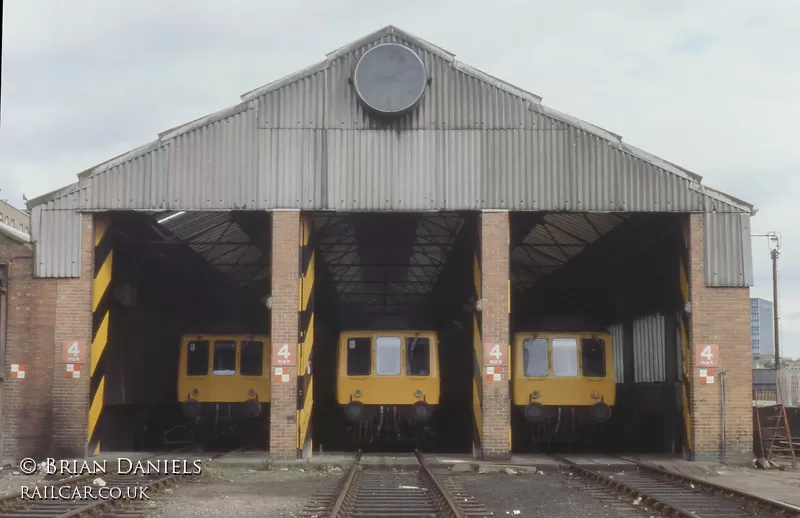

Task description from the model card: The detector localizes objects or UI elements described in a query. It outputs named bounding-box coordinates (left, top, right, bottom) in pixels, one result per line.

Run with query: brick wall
left=51, top=214, right=93, bottom=459
left=270, top=211, right=299, bottom=458
left=687, top=213, right=752, bottom=462
left=0, top=234, right=57, bottom=462
left=480, top=211, right=511, bottom=460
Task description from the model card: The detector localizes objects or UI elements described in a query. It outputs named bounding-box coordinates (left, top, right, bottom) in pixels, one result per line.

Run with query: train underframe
left=340, top=402, right=436, bottom=449
left=165, top=400, right=269, bottom=446
left=517, top=402, right=613, bottom=451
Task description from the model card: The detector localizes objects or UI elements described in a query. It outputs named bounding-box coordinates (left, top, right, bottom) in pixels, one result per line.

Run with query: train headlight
left=241, top=399, right=262, bottom=419
left=589, top=402, right=611, bottom=423
left=414, top=390, right=423, bottom=398
left=248, top=388, right=256, bottom=397
left=181, top=399, right=202, bottom=418
left=353, top=389, right=362, bottom=398
left=523, top=402, right=546, bottom=423
left=191, top=388, right=199, bottom=396
left=531, top=390, right=540, bottom=400
left=412, top=401, right=432, bottom=423
left=344, top=401, right=364, bottom=422
left=591, top=391, right=600, bottom=400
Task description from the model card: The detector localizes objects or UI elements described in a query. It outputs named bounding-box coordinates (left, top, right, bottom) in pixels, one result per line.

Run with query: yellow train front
left=177, top=334, right=271, bottom=442
left=512, top=331, right=615, bottom=448
left=336, top=330, right=440, bottom=447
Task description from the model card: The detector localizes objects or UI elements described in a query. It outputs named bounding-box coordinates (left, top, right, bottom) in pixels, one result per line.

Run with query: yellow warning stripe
left=472, top=253, right=483, bottom=453
left=91, top=313, right=109, bottom=376
left=507, top=222, right=512, bottom=452
left=92, top=251, right=112, bottom=313
left=678, top=220, right=693, bottom=457
left=297, top=214, right=315, bottom=456
left=473, top=315, right=483, bottom=436
left=89, top=215, right=112, bottom=456
left=88, top=379, right=105, bottom=453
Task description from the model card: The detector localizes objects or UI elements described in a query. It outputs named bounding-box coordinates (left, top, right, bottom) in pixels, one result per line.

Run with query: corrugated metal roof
left=314, top=212, right=463, bottom=312
left=151, top=211, right=269, bottom=297
left=511, top=212, right=627, bottom=290
left=27, top=25, right=753, bottom=215
left=24, top=25, right=756, bottom=282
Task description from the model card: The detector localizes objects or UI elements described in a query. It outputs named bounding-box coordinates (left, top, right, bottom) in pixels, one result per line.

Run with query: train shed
left=7, top=26, right=754, bottom=463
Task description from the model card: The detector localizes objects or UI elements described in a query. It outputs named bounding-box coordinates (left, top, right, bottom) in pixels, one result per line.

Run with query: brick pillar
left=0, top=242, right=57, bottom=462
left=52, top=214, right=94, bottom=459
left=479, top=211, right=511, bottom=460
left=686, top=213, right=752, bottom=462
left=269, top=211, right=300, bottom=459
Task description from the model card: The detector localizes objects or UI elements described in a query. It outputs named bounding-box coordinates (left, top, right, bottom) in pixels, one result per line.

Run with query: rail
left=327, top=450, right=488, bottom=518
left=415, top=450, right=467, bottom=518
left=553, top=454, right=800, bottom=517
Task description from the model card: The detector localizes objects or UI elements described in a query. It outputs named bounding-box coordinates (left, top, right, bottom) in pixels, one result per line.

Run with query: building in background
left=751, top=297, right=775, bottom=364
left=0, top=200, right=30, bottom=235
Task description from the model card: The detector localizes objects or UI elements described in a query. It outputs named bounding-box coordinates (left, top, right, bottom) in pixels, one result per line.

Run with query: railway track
left=553, top=454, right=800, bottom=517
left=303, top=450, right=492, bottom=518
left=0, top=446, right=236, bottom=518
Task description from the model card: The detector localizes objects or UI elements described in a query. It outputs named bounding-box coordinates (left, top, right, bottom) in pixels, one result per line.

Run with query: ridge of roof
left=25, top=25, right=754, bottom=214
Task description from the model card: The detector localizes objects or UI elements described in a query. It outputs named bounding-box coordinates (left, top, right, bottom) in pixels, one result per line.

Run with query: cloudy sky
left=2, top=1, right=799, bottom=355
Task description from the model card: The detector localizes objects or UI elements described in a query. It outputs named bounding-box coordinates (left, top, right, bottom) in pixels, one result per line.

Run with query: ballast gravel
left=145, top=464, right=341, bottom=518
left=441, top=467, right=652, bottom=517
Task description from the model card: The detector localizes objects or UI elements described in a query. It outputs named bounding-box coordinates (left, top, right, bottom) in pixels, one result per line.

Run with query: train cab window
left=186, top=340, right=209, bottom=376
left=522, top=338, right=548, bottom=377
left=240, top=341, right=264, bottom=376
left=552, top=338, right=578, bottom=377
left=376, top=336, right=401, bottom=376
left=581, top=338, right=606, bottom=377
left=212, top=340, right=237, bottom=375
left=406, top=337, right=430, bottom=376
left=347, top=338, right=371, bottom=376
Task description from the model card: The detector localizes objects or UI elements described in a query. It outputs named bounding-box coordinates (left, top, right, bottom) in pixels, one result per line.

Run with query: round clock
left=353, top=43, right=428, bottom=116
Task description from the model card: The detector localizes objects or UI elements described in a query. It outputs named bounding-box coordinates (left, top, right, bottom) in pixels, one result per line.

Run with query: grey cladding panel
left=633, top=313, right=666, bottom=383
left=34, top=210, right=82, bottom=278
left=28, top=27, right=754, bottom=277
left=704, top=212, right=753, bottom=287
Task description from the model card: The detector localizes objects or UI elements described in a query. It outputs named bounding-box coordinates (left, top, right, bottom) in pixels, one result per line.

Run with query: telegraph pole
left=771, top=246, right=780, bottom=370
left=752, top=231, right=781, bottom=370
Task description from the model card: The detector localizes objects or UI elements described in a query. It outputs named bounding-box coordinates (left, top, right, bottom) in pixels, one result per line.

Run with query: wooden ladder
left=756, top=404, right=797, bottom=468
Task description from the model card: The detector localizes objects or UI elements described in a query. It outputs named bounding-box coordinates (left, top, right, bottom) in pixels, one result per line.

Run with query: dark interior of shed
left=309, top=211, right=478, bottom=454
left=510, top=211, right=686, bottom=455
left=96, top=211, right=271, bottom=452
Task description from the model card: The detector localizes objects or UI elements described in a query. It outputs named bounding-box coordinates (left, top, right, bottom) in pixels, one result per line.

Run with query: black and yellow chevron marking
left=678, top=217, right=693, bottom=459
left=89, top=215, right=113, bottom=456
left=507, top=225, right=511, bottom=453
left=472, top=251, right=483, bottom=457
left=297, top=214, right=315, bottom=457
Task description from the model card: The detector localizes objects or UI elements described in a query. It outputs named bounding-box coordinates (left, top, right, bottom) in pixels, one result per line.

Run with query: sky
left=1, top=1, right=799, bottom=355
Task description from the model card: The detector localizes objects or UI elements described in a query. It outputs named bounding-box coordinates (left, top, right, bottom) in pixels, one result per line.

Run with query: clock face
left=353, top=43, right=427, bottom=116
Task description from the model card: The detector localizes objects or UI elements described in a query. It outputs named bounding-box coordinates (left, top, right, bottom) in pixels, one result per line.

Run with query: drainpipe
left=720, top=371, right=726, bottom=464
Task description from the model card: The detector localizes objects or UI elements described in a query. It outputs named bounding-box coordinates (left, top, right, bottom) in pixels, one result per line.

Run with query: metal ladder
left=755, top=404, right=797, bottom=468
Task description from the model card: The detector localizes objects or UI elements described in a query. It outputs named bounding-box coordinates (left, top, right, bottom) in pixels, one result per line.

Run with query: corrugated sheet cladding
left=608, top=313, right=669, bottom=384
left=37, top=33, right=744, bottom=214
left=29, top=28, right=753, bottom=280
left=633, top=313, right=666, bottom=383
left=608, top=322, right=624, bottom=383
